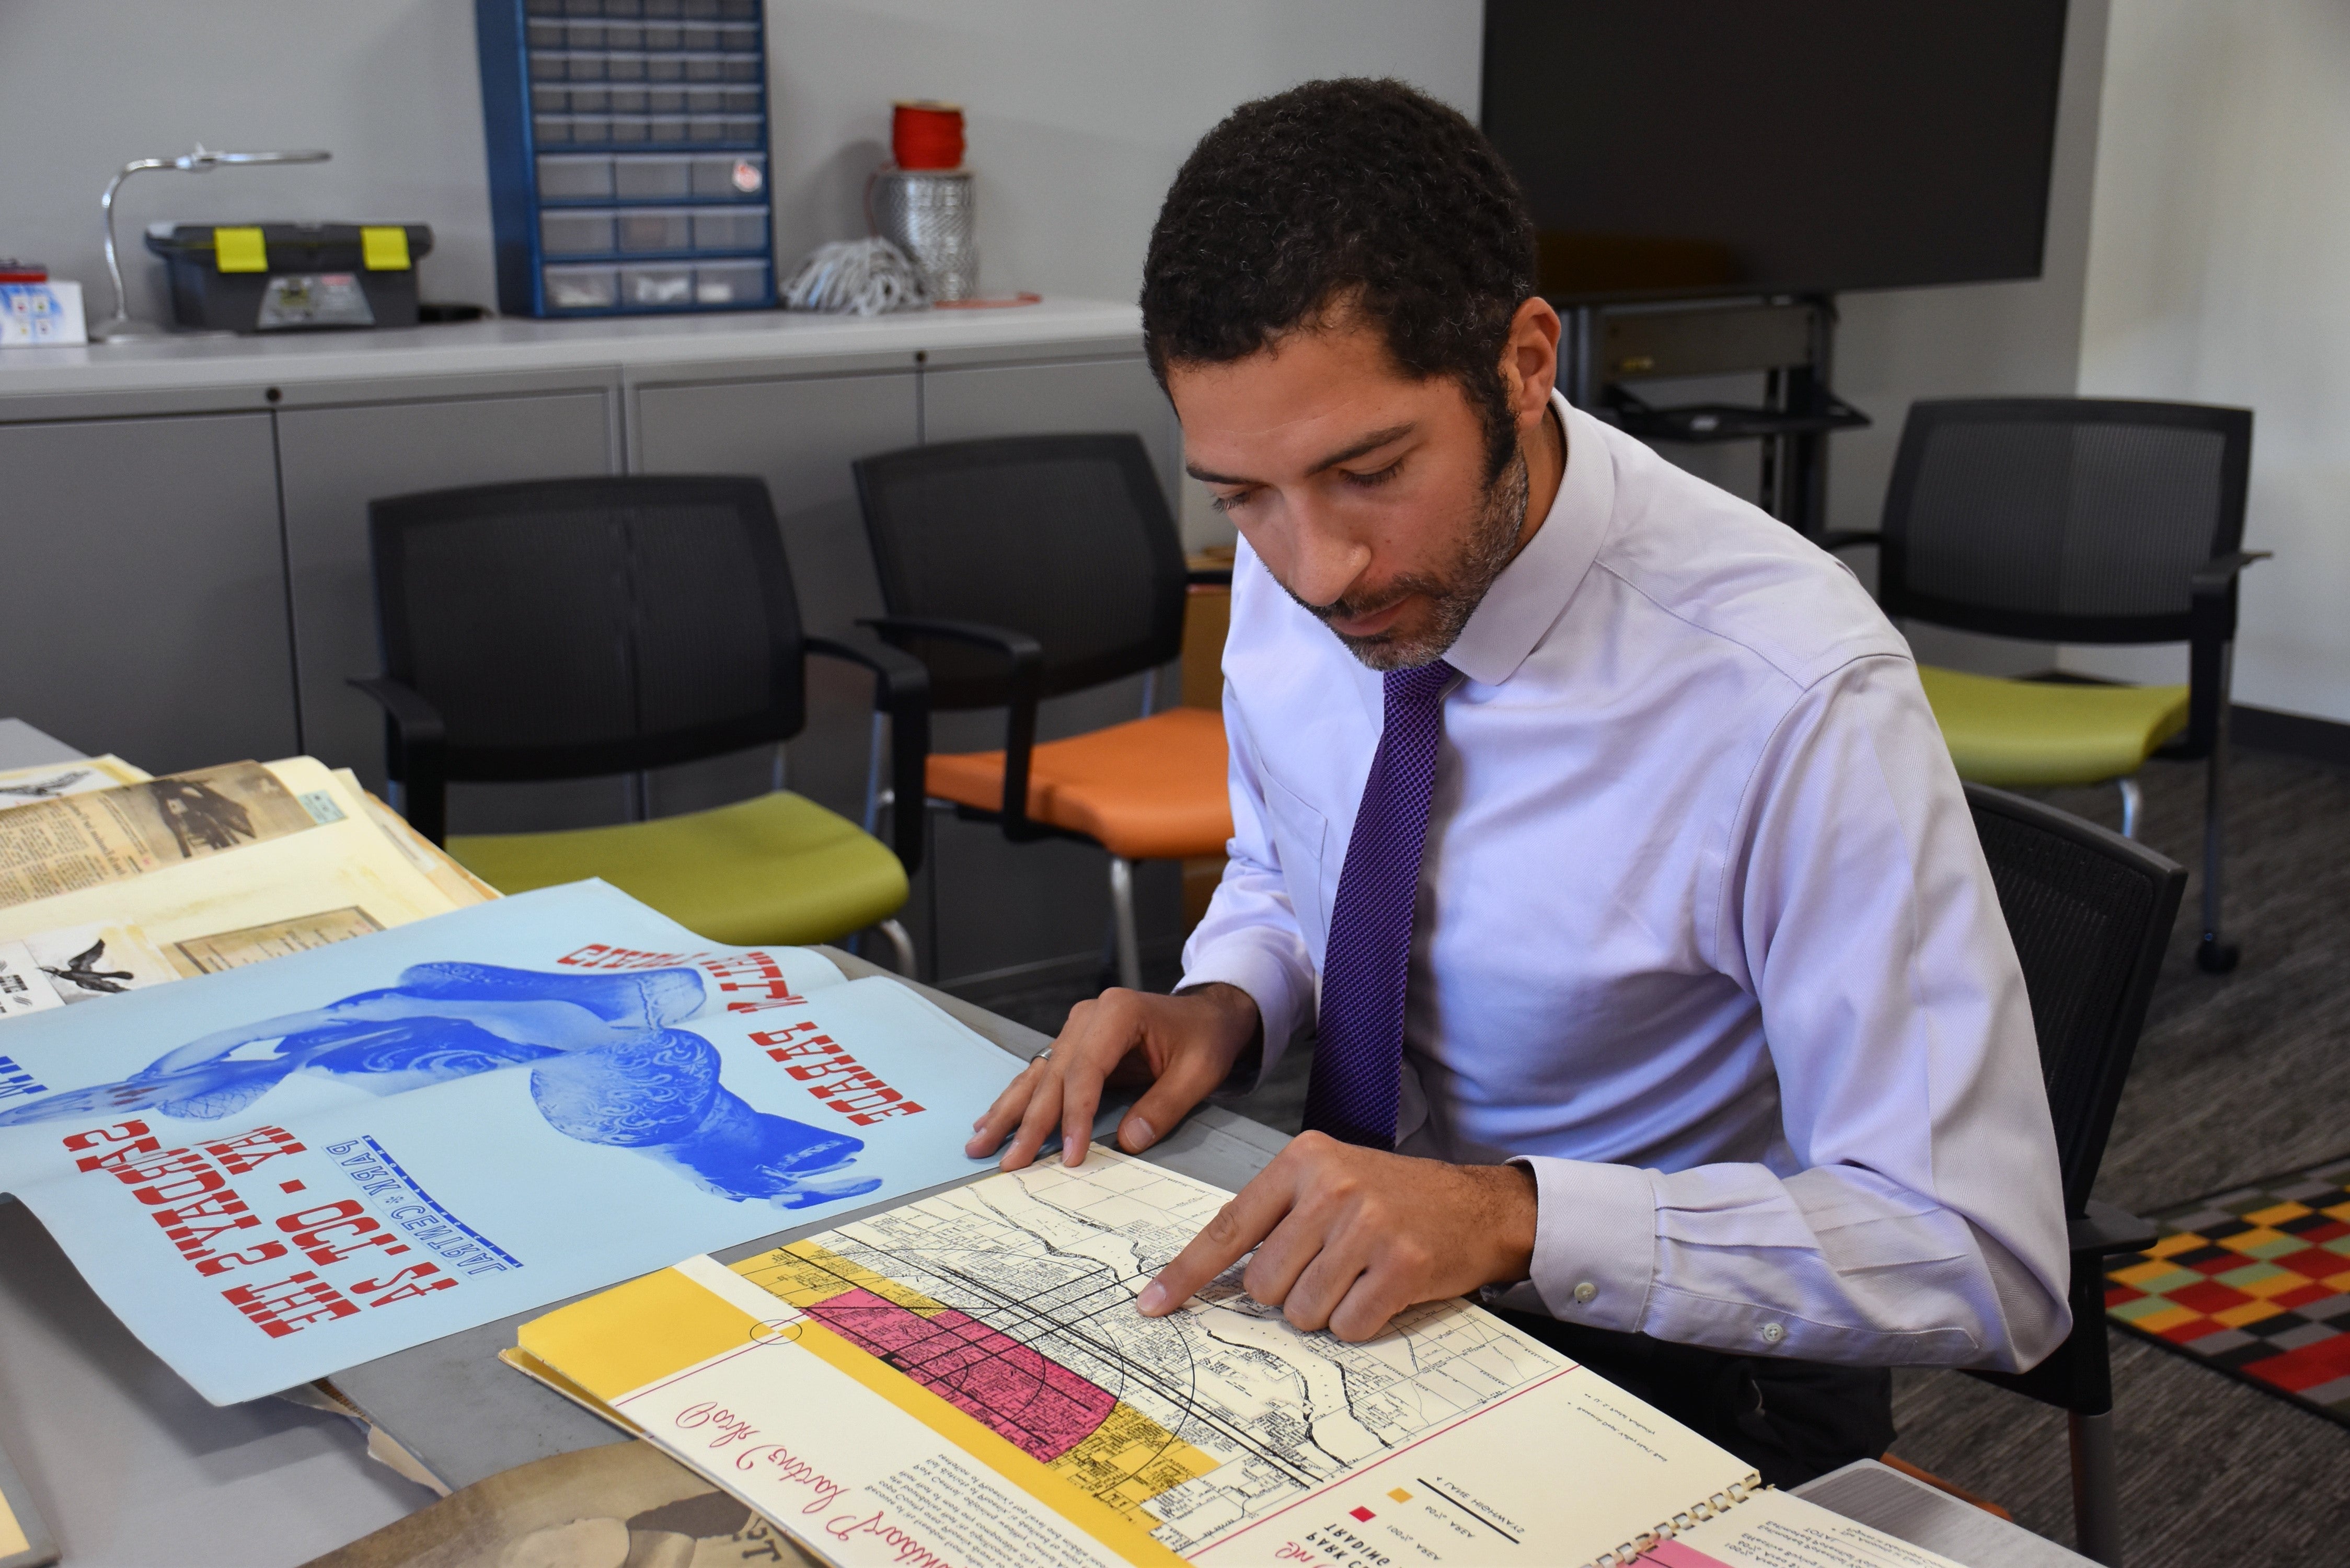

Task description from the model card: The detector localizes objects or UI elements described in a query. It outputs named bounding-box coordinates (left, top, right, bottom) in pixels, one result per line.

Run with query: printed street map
left=740, top=1154, right=1572, bottom=1558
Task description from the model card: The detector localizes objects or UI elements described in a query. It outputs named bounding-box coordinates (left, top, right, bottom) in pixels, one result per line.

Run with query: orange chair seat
left=926, top=706, right=1231, bottom=862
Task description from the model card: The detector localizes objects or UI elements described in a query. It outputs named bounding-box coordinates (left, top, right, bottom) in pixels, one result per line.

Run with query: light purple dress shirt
left=1178, top=394, right=2072, bottom=1373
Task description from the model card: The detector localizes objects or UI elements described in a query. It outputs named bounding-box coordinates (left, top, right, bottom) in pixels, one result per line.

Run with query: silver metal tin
left=870, top=167, right=976, bottom=302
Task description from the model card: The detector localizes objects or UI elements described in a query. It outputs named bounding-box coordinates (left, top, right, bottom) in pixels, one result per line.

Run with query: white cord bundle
left=779, top=237, right=931, bottom=315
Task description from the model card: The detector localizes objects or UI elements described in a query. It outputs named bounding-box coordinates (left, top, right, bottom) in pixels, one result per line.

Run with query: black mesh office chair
left=1962, top=782, right=2186, bottom=1567
left=851, top=434, right=1233, bottom=989
left=352, top=475, right=930, bottom=964
left=1827, top=398, right=2266, bottom=971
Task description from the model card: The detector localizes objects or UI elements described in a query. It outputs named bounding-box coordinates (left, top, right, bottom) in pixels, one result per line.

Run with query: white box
left=0, top=281, right=88, bottom=347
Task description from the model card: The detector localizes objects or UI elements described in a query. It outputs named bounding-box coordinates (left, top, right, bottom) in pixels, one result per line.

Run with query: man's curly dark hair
left=1142, top=78, right=1539, bottom=482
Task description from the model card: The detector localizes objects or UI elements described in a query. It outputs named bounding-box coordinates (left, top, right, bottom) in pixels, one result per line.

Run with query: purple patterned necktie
left=1303, top=659, right=1459, bottom=1150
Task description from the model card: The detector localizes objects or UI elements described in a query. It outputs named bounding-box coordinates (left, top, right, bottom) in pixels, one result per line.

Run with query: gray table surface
left=0, top=718, right=2077, bottom=1567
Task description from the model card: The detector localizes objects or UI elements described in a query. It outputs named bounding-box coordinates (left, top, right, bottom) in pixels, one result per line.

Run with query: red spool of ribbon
left=892, top=100, right=965, bottom=170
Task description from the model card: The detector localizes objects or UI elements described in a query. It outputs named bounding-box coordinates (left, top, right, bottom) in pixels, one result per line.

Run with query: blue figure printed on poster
left=0, top=882, right=1018, bottom=1405
left=3, top=961, right=884, bottom=1210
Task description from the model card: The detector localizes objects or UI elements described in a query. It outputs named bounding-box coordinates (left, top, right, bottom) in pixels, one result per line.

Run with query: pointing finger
left=1137, top=1163, right=1297, bottom=1316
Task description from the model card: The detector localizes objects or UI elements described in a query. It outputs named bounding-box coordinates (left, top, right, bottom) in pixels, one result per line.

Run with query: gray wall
left=0, top=0, right=2115, bottom=632
left=0, top=0, right=1479, bottom=326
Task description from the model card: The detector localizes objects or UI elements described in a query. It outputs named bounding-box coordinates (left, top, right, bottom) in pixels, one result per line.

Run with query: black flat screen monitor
left=1481, top=1, right=2070, bottom=303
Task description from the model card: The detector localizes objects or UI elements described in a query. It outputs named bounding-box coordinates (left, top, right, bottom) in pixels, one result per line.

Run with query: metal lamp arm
left=99, top=159, right=176, bottom=325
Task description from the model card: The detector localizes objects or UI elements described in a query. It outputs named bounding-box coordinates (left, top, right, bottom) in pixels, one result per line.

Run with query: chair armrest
left=347, top=676, right=449, bottom=847
left=2191, top=548, right=2273, bottom=598
left=1186, top=567, right=1234, bottom=587
left=2069, top=1197, right=2159, bottom=1260
left=1814, top=530, right=1882, bottom=554
left=805, top=633, right=931, bottom=875
left=2186, top=550, right=2273, bottom=752
left=860, top=615, right=1047, bottom=840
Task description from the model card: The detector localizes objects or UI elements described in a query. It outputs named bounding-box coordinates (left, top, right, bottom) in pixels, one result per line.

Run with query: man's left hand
left=1136, top=1132, right=1539, bottom=1342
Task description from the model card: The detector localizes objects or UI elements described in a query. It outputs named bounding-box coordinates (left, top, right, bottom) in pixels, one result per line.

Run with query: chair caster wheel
left=2197, top=938, right=2240, bottom=974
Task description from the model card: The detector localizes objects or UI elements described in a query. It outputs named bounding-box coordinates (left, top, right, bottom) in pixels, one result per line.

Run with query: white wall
left=0, top=1, right=1477, bottom=325
left=2063, top=0, right=2350, bottom=724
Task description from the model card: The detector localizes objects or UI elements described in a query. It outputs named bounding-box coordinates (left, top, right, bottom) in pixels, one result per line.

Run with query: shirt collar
left=1444, top=390, right=1616, bottom=688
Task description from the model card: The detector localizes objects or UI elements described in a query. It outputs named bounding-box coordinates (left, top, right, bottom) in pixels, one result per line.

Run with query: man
left=967, top=78, right=2069, bottom=1484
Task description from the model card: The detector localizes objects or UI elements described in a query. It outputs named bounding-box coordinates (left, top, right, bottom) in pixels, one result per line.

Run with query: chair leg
left=1108, top=856, right=1142, bottom=992
left=2069, top=1409, right=2123, bottom=1566
left=2116, top=776, right=2141, bottom=840
left=876, top=919, right=916, bottom=977
left=2196, top=718, right=2238, bottom=973
left=861, top=712, right=888, bottom=834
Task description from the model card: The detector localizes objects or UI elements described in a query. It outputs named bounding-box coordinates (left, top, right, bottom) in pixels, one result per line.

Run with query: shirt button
left=1572, top=1281, right=1598, bottom=1305
left=1759, top=1321, right=1786, bottom=1345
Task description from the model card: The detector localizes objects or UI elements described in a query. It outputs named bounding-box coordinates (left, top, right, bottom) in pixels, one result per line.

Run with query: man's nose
left=1282, top=506, right=1373, bottom=609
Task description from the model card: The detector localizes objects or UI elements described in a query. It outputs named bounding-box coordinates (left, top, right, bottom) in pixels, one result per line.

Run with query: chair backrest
left=1966, top=782, right=2186, bottom=1214
left=852, top=433, right=1188, bottom=710
left=1882, top=398, right=2252, bottom=646
left=368, top=475, right=805, bottom=782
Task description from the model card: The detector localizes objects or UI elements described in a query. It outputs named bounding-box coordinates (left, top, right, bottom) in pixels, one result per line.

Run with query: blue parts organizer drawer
left=612, top=153, right=690, bottom=199
left=479, top=0, right=776, bottom=316
left=620, top=264, right=693, bottom=306
left=540, top=210, right=617, bottom=256
left=543, top=263, right=618, bottom=310
left=536, top=154, right=616, bottom=199
left=616, top=207, right=693, bottom=252
left=693, top=258, right=766, bottom=303
left=690, top=205, right=768, bottom=251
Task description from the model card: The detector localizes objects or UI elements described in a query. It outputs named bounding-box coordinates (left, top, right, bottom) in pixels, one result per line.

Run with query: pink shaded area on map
left=805, top=1287, right=1116, bottom=1461
left=1641, top=1539, right=1732, bottom=1568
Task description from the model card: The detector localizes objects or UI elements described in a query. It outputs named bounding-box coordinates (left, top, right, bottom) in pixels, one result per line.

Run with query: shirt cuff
left=1510, top=1156, right=1658, bottom=1333
left=1177, top=940, right=1307, bottom=1094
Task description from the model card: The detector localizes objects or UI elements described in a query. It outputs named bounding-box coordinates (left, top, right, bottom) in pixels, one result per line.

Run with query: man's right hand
left=965, top=983, right=1261, bottom=1171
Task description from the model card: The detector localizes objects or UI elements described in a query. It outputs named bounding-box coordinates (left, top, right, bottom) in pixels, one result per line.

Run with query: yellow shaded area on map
left=520, top=1263, right=766, bottom=1399
left=734, top=1240, right=952, bottom=1315
left=1052, top=1401, right=1222, bottom=1525
left=730, top=1244, right=1220, bottom=1526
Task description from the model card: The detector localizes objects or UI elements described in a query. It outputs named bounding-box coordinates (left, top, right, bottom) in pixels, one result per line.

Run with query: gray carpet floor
left=973, top=742, right=2350, bottom=1565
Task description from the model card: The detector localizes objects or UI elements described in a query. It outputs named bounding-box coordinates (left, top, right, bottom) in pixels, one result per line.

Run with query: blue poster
left=0, top=881, right=1019, bottom=1404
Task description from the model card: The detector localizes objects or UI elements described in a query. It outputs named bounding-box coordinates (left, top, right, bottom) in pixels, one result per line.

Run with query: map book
left=0, top=880, right=1021, bottom=1403
left=515, top=1149, right=1966, bottom=1568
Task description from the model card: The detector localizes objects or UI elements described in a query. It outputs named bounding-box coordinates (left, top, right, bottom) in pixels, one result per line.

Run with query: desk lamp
left=91, top=144, right=331, bottom=343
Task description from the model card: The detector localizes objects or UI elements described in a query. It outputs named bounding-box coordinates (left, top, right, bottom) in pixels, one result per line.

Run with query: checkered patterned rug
left=2104, top=1154, right=2350, bottom=1425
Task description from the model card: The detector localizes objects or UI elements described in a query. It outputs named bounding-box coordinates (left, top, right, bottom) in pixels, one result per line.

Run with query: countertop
left=0, top=296, right=1143, bottom=406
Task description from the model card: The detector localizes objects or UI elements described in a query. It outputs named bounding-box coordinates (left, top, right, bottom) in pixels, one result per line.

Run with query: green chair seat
left=1917, top=665, right=2191, bottom=789
left=450, top=790, right=907, bottom=947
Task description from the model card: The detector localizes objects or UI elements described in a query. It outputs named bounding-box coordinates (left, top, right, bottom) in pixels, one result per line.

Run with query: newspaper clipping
left=0, top=763, right=322, bottom=909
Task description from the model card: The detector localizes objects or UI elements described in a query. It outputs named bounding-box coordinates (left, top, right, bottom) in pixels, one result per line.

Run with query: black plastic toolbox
left=144, top=223, right=435, bottom=332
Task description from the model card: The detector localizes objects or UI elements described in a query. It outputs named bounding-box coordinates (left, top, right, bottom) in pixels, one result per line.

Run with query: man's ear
left=1502, top=297, right=1563, bottom=430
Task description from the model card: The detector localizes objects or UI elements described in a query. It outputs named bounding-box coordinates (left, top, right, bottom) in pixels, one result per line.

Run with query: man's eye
left=1209, top=490, right=1253, bottom=515
left=1342, top=462, right=1402, bottom=489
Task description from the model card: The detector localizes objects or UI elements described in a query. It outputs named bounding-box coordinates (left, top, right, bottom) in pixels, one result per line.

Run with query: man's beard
left=1285, top=444, right=1531, bottom=672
